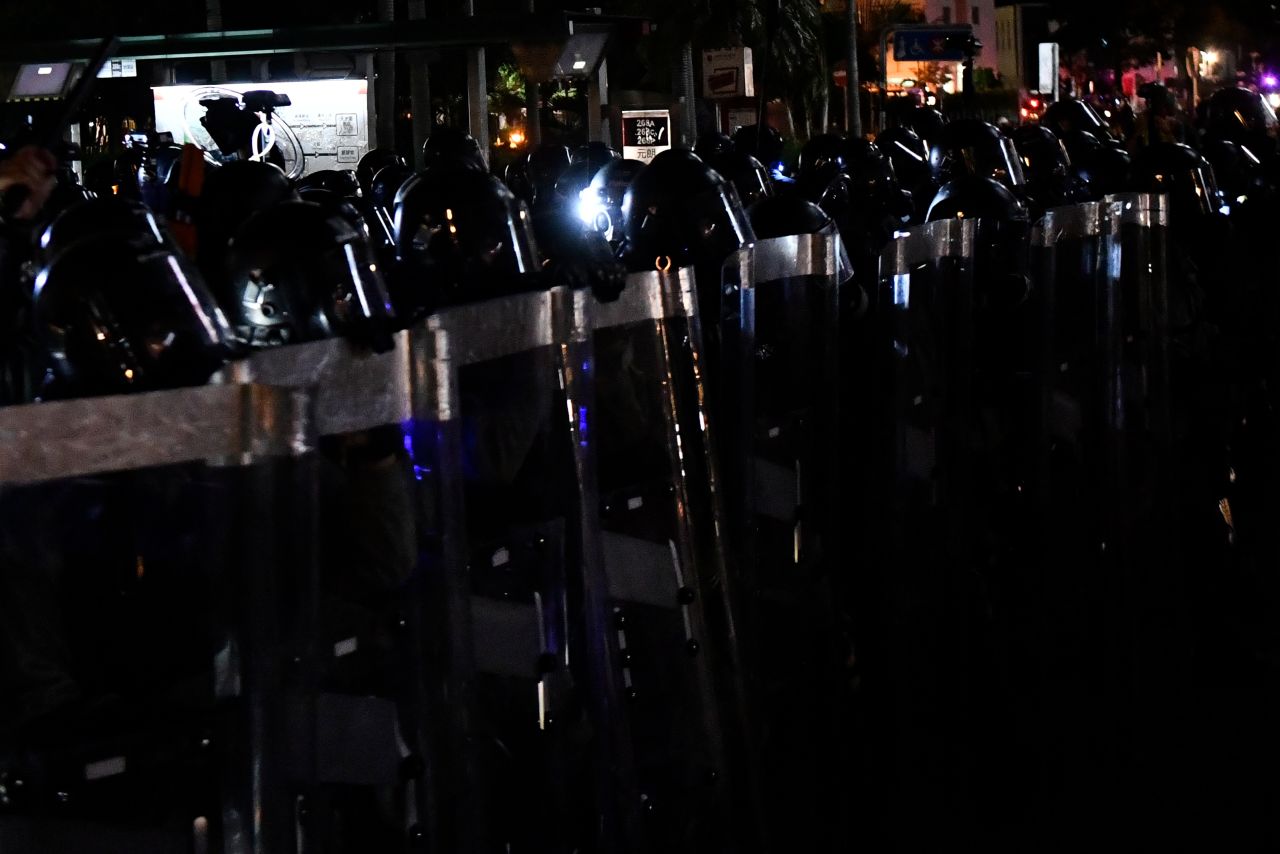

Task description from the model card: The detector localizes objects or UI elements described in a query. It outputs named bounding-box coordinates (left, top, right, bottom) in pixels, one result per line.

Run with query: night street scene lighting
left=0, top=0, right=1278, bottom=851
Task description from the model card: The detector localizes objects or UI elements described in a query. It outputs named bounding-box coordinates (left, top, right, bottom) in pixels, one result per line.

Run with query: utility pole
left=465, top=0, right=489, bottom=160
left=408, top=0, right=432, bottom=168
left=375, top=0, right=396, bottom=154
left=846, top=0, right=862, bottom=137
left=525, top=0, right=542, bottom=147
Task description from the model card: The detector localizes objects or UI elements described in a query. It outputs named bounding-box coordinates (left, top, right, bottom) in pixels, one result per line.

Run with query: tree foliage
left=741, top=0, right=829, bottom=136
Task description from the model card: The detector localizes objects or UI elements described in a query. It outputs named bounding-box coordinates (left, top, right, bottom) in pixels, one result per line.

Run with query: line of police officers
left=0, top=82, right=1276, bottom=851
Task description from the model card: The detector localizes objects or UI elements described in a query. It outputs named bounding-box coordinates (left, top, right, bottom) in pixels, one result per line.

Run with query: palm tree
left=742, top=0, right=830, bottom=138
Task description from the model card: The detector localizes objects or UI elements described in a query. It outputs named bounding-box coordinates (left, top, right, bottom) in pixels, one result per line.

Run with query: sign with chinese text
left=152, top=79, right=369, bottom=178
left=97, top=59, right=138, bottom=79
left=702, top=47, right=755, bottom=98
left=621, top=109, right=672, bottom=163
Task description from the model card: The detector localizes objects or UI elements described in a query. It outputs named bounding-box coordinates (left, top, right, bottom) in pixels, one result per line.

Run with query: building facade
left=923, top=0, right=999, bottom=71
left=994, top=2, right=1052, bottom=93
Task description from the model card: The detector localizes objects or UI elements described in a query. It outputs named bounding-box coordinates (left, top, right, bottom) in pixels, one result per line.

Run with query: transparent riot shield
left=719, top=228, right=851, bottom=577
left=1026, top=194, right=1182, bottom=843
left=868, top=218, right=984, bottom=847
left=1099, top=192, right=1194, bottom=836
left=717, top=228, right=853, bottom=850
left=588, top=267, right=757, bottom=854
left=1098, top=193, right=1173, bottom=516
left=221, top=334, right=426, bottom=853
left=1028, top=201, right=1114, bottom=838
left=1031, top=195, right=1173, bottom=646
left=0, top=383, right=315, bottom=854
left=409, top=287, right=602, bottom=854
left=1032, top=202, right=1105, bottom=509
left=876, top=217, right=978, bottom=567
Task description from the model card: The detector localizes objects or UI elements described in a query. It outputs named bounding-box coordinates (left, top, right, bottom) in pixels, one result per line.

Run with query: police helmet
left=620, top=149, right=755, bottom=273
left=929, top=119, right=1027, bottom=190
left=579, top=158, right=646, bottom=243
left=357, top=148, right=407, bottom=192
left=1130, top=142, right=1225, bottom=221
left=32, top=237, right=233, bottom=396
left=225, top=200, right=394, bottom=351
left=422, top=127, right=486, bottom=172
left=708, top=149, right=774, bottom=208
left=392, top=168, right=541, bottom=311
left=693, top=132, right=734, bottom=161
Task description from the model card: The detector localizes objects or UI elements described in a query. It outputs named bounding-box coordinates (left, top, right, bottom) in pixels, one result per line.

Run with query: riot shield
left=1032, top=202, right=1104, bottom=509
left=1028, top=201, right=1114, bottom=841
left=1031, top=195, right=1173, bottom=626
left=1026, top=193, right=1187, bottom=844
left=409, top=287, right=603, bottom=854
left=717, top=228, right=853, bottom=849
left=719, top=228, right=851, bottom=576
left=1100, top=192, right=1203, bottom=839
left=0, top=382, right=315, bottom=854
left=1099, top=193, right=1173, bottom=506
left=867, top=218, right=983, bottom=847
left=588, top=267, right=756, bottom=854
left=220, top=334, right=425, bottom=853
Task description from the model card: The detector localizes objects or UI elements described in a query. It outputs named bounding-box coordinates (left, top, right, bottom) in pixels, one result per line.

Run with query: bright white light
left=1203, top=50, right=1220, bottom=66
left=1268, top=93, right=1280, bottom=109
left=37, top=67, right=53, bottom=75
left=572, top=60, right=587, bottom=71
left=577, top=188, right=606, bottom=227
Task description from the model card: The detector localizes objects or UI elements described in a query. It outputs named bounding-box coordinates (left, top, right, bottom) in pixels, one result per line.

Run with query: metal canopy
left=0, top=17, right=572, bottom=64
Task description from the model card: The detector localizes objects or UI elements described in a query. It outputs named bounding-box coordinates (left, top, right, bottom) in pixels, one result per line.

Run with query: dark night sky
left=0, top=0, right=1276, bottom=55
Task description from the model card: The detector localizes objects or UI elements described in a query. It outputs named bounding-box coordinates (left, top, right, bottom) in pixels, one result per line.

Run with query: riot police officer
left=1043, top=98, right=1115, bottom=147
left=620, top=149, right=756, bottom=344
left=32, top=221, right=233, bottom=399
left=929, top=119, right=1028, bottom=194
left=194, top=159, right=297, bottom=291
left=1012, top=124, right=1090, bottom=212
left=707, top=149, right=774, bottom=208
left=577, top=157, right=645, bottom=246
left=223, top=200, right=394, bottom=352
left=693, top=131, right=734, bottom=162
left=1200, top=85, right=1279, bottom=162
left=391, top=167, right=542, bottom=318
left=876, top=124, right=935, bottom=222
left=524, top=143, right=573, bottom=210
left=366, top=163, right=416, bottom=251
left=619, top=149, right=755, bottom=277
left=422, top=126, right=487, bottom=173
left=1064, top=130, right=1133, bottom=200
left=356, top=148, right=406, bottom=195
left=731, top=123, right=785, bottom=172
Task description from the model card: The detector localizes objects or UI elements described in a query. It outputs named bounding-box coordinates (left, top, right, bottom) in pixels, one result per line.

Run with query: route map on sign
left=152, top=79, right=370, bottom=177
left=893, top=29, right=971, bottom=62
